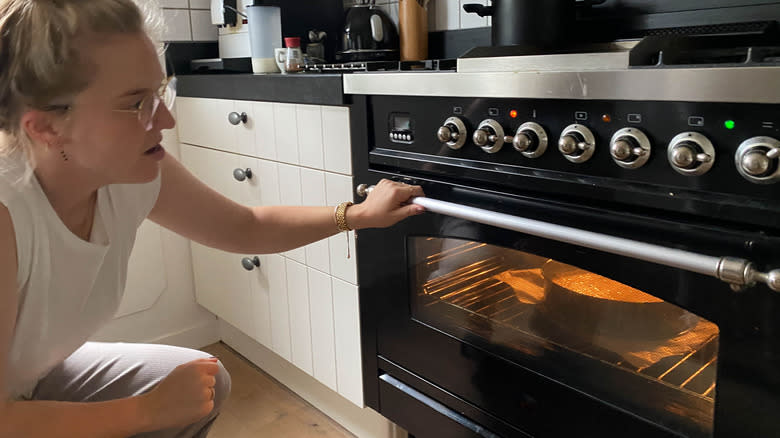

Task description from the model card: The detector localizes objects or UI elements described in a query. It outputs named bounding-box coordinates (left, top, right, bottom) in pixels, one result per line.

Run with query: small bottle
left=283, top=37, right=304, bottom=73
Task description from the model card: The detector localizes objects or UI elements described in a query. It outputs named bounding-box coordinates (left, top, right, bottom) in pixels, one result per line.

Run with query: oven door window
left=410, top=236, right=719, bottom=437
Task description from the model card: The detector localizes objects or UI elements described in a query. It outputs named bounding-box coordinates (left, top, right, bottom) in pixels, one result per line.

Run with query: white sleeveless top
left=0, top=159, right=161, bottom=399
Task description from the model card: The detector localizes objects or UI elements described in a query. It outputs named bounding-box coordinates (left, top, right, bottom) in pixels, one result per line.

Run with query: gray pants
left=31, top=342, right=232, bottom=438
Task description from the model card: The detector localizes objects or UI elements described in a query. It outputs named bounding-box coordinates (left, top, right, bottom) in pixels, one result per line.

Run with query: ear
left=19, top=109, right=66, bottom=150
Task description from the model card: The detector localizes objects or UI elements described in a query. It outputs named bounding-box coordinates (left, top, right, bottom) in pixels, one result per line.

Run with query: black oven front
left=349, top=94, right=780, bottom=438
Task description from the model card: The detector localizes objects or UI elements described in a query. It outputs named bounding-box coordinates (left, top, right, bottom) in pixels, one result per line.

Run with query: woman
left=0, top=0, right=425, bottom=436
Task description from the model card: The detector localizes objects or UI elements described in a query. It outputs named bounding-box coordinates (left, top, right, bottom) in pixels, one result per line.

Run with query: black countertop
left=177, top=73, right=345, bottom=106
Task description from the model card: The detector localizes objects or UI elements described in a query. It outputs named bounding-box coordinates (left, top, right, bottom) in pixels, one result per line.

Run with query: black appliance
left=463, top=0, right=580, bottom=49
left=345, top=31, right=780, bottom=438
left=338, top=0, right=399, bottom=62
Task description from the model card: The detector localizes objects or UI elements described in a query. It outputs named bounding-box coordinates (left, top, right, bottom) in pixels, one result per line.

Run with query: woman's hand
left=138, top=357, right=219, bottom=431
left=347, top=179, right=425, bottom=229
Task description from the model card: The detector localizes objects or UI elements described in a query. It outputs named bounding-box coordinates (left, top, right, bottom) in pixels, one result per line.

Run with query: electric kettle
left=338, top=0, right=399, bottom=62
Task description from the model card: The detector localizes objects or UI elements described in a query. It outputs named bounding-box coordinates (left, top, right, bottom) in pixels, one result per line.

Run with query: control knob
left=512, top=122, right=548, bottom=158
left=735, top=136, right=780, bottom=184
left=609, top=127, right=651, bottom=169
left=437, top=116, right=467, bottom=150
left=472, top=119, right=507, bottom=154
left=667, top=132, right=715, bottom=176
left=558, top=124, right=596, bottom=163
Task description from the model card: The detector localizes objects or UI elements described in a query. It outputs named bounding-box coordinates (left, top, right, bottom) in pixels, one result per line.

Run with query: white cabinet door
left=297, top=104, right=324, bottom=170
left=301, top=168, right=330, bottom=274
left=176, top=97, right=237, bottom=152
left=268, top=253, right=292, bottom=361
left=308, top=268, right=337, bottom=391
left=277, top=163, right=306, bottom=263
left=180, top=144, right=255, bottom=336
left=273, top=103, right=300, bottom=165
left=286, top=259, right=313, bottom=375
left=179, top=98, right=365, bottom=408
left=248, top=254, right=286, bottom=350
left=326, top=173, right=357, bottom=285
left=322, top=106, right=352, bottom=174
left=253, top=102, right=277, bottom=160
left=234, top=100, right=257, bottom=157
left=333, top=278, right=363, bottom=407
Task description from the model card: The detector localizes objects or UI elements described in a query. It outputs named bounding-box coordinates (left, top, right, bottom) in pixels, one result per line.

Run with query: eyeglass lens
left=139, top=78, right=177, bottom=131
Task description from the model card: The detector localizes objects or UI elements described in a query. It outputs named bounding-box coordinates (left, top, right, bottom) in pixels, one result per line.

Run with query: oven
left=345, top=53, right=780, bottom=437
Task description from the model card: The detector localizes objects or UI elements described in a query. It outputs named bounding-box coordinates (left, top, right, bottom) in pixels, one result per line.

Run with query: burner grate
left=305, top=59, right=456, bottom=74
left=630, top=26, right=780, bottom=68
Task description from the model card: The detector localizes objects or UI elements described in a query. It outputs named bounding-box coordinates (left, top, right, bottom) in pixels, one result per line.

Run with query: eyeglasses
left=113, top=76, right=177, bottom=131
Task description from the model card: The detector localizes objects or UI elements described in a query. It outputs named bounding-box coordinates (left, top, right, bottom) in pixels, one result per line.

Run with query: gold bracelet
left=334, top=201, right=353, bottom=232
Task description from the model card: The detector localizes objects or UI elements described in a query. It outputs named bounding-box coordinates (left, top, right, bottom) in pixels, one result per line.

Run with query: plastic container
left=246, top=5, right=282, bottom=73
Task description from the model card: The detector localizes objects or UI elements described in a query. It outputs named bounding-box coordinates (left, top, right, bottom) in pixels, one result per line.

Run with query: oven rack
left=420, top=258, right=718, bottom=400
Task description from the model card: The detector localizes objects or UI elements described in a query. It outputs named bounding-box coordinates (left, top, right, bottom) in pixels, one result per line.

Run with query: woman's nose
left=154, top=100, right=176, bottom=131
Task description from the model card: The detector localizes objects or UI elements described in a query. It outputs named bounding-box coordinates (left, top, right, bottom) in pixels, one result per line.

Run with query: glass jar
left=283, top=37, right=303, bottom=73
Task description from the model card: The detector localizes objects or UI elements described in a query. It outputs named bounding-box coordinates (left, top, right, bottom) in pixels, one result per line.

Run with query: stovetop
left=305, top=58, right=456, bottom=74
left=315, top=30, right=780, bottom=75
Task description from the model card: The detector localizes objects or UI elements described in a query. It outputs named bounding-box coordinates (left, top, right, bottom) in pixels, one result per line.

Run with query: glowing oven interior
left=410, top=237, right=719, bottom=437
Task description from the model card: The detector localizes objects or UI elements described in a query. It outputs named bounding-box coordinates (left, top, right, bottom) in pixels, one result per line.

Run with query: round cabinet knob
left=241, top=256, right=261, bottom=271
left=558, top=124, right=596, bottom=163
left=512, top=122, right=548, bottom=158
left=233, top=168, right=253, bottom=181
left=472, top=119, right=505, bottom=154
left=609, top=128, right=651, bottom=169
left=437, top=116, right=467, bottom=150
left=228, top=111, right=248, bottom=125
left=735, top=136, right=780, bottom=184
left=667, top=132, right=715, bottom=176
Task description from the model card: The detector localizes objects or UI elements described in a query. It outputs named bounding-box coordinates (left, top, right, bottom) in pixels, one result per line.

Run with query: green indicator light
left=724, top=120, right=736, bottom=130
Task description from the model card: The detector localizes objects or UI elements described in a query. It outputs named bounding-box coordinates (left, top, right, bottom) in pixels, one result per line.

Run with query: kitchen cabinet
left=179, top=144, right=258, bottom=338
left=176, top=97, right=362, bottom=407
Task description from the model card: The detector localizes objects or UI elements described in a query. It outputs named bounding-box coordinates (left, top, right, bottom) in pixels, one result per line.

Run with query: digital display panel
left=394, top=115, right=411, bottom=131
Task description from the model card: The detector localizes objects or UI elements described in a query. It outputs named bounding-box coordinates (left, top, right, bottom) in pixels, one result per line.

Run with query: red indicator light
left=602, top=114, right=612, bottom=123
left=510, top=110, right=518, bottom=118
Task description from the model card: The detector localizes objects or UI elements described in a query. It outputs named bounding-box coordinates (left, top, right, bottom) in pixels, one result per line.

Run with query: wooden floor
left=202, top=342, right=355, bottom=438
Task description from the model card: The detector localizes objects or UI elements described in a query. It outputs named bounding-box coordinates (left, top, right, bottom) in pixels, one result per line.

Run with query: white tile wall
left=190, top=10, right=218, bottom=41
left=189, top=0, right=210, bottom=9
left=459, top=0, right=487, bottom=29
left=159, top=0, right=220, bottom=42
left=173, top=0, right=488, bottom=43
left=161, top=0, right=188, bottom=8
left=344, top=0, right=490, bottom=32
left=161, top=9, right=192, bottom=41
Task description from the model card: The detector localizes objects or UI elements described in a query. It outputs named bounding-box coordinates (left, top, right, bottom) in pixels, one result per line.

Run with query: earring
left=59, top=149, right=69, bottom=162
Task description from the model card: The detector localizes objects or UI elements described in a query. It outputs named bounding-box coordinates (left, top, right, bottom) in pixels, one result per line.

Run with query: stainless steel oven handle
left=357, top=184, right=780, bottom=292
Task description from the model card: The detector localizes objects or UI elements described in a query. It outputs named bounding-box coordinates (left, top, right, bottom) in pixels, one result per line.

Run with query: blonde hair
left=0, top=0, right=164, bottom=170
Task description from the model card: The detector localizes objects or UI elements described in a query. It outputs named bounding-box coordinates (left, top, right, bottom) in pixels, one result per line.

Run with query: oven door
left=357, top=177, right=780, bottom=438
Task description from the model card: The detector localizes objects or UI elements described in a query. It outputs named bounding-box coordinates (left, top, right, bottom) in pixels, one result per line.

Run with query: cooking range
left=344, top=29, right=780, bottom=438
